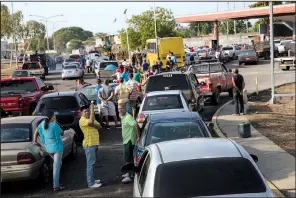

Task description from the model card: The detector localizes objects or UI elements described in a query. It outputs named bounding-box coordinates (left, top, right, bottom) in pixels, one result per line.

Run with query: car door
left=136, top=153, right=151, bottom=197
left=222, top=64, right=233, bottom=90
left=188, top=73, right=200, bottom=100
left=213, top=63, right=227, bottom=91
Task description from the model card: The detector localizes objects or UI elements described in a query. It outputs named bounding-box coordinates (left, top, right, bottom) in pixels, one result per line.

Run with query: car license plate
left=246, top=58, right=250, bottom=60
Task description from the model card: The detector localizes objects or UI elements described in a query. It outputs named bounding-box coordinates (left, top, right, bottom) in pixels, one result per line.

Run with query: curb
left=212, top=90, right=289, bottom=197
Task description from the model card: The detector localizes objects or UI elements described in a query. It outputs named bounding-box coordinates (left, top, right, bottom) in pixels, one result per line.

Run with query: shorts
left=123, top=140, right=134, bottom=163
left=100, top=101, right=116, bottom=116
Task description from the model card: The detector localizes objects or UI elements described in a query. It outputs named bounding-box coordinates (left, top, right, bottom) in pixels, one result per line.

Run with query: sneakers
left=95, top=179, right=101, bottom=184
left=89, top=183, right=102, bottom=188
left=121, top=176, right=132, bottom=184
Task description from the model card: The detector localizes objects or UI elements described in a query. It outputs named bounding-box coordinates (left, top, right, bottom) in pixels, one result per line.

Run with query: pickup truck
left=188, top=62, right=234, bottom=105
left=19, top=61, right=45, bottom=80
left=0, top=77, right=55, bottom=116
left=277, top=41, right=295, bottom=71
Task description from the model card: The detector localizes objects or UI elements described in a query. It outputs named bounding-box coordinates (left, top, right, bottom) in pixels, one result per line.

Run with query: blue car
left=133, top=111, right=212, bottom=166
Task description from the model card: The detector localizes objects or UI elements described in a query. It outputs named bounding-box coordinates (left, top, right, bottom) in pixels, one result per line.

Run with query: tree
left=52, top=27, right=93, bottom=52
left=1, top=5, right=11, bottom=39
left=119, top=7, right=177, bottom=50
left=82, top=37, right=95, bottom=46
left=68, top=39, right=83, bottom=50
left=219, top=20, right=252, bottom=34
left=188, top=22, right=214, bottom=36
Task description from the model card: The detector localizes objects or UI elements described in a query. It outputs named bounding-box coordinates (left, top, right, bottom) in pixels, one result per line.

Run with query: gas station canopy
left=175, top=3, right=296, bottom=22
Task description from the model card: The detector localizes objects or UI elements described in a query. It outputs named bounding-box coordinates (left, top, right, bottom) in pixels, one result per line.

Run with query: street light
left=29, top=14, right=63, bottom=51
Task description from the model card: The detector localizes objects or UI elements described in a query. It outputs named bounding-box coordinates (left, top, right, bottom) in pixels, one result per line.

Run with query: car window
left=235, top=46, right=241, bottom=50
left=69, top=55, right=80, bottom=59
left=153, top=157, right=266, bottom=197
left=80, top=87, right=97, bottom=101
left=64, top=65, right=77, bottom=70
left=138, top=153, right=151, bottom=195
left=222, top=47, right=233, bottom=50
left=1, top=80, right=37, bottom=93
left=143, top=95, right=183, bottom=111
left=79, top=93, right=90, bottom=106
left=12, top=71, right=30, bottom=77
left=22, top=63, right=40, bottom=70
left=148, top=121, right=206, bottom=145
left=37, top=96, right=78, bottom=111
left=189, top=73, right=198, bottom=86
left=1, top=124, right=32, bottom=143
left=36, top=78, right=46, bottom=89
left=240, top=51, right=256, bottom=56
left=146, top=74, right=189, bottom=92
left=140, top=122, right=149, bottom=147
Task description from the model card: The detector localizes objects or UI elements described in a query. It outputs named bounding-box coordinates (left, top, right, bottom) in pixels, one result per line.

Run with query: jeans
left=233, top=92, right=244, bottom=114
left=51, top=151, right=63, bottom=189
left=84, top=146, right=98, bottom=187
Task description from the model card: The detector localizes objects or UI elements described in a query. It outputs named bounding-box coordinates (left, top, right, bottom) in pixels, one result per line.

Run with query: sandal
left=53, top=185, right=66, bottom=192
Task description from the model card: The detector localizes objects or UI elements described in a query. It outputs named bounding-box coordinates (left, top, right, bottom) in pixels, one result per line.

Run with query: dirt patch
left=1, top=62, right=19, bottom=77
left=247, top=83, right=295, bottom=157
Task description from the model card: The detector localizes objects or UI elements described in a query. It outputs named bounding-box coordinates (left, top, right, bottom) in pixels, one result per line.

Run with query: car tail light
left=136, top=113, right=145, bottom=123
left=17, top=152, right=36, bottom=164
left=74, top=109, right=81, bottom=118
left=18, top=97, right=24, bottom=108
left=136, top=154, right=141, bottom=163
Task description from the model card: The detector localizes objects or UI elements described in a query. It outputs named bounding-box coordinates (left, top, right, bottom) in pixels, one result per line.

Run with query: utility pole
left=244, top=2, right=248, bottom=33
left=227, top=2, right=229, bottom=40
left=269, top=2, right=276, bottom=104
left=9, top=2, right=14, bottom=68
left=123, top=9, right=131, bottom=62
left=234, top=3, right=236, bottom=34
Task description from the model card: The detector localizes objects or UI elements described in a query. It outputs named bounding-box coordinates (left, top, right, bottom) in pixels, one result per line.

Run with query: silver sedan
left=122, top=138, right=274, bottom=197
left=62, top=65, right=83, bottom=80
left=1, top=116, right=77, bottom=184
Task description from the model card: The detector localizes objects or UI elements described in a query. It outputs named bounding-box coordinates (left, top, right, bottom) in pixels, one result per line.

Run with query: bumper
left=279, top=63, right=296, bottom=68
left=1, top=107, right=29, bottom=116
left=239, top=59, right=257, bottom=63
left=1, top=160, right=43, bottom=182
left=62, top=73, right=81, bottom=78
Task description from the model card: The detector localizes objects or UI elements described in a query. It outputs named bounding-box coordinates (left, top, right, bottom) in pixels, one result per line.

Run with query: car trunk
left=0, top=95, right=21, bottom=110
left=1, top=142, right=32, bottom=166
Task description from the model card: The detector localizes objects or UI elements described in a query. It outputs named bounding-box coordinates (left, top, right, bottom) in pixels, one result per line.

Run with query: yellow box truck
left=146, top=37, right=185, bottom=69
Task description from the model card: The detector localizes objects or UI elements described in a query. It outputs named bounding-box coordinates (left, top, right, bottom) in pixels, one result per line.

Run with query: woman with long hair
left=34, top=110, right=65, bottom=192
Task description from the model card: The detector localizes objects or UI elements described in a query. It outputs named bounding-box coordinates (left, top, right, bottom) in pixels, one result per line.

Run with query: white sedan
left=136, top=90, right=191, bottom=128
left=62, top=65, right=83, bottom=80
left=122, top=138, right=275, bottom=197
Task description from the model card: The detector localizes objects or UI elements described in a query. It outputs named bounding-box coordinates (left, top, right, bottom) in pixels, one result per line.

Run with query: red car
left=18, top=61, right=45, bottom=79
left=0, top=77, right=55, bottom=116
left=69, top=54, right=81, bottom=62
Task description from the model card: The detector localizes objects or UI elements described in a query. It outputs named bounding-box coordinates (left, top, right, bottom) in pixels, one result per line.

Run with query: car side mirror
left=121, top=162, right=140, bottom=173
left=228, top=69, right=232, bottom=72
left=250, top=154, right=258, bottom=162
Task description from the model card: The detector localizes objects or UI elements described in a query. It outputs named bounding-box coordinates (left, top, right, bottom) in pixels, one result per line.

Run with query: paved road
left=1, top=59, right=294, bottom=197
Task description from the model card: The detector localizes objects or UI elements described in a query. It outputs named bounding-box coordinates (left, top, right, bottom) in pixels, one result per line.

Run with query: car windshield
left=1, top=80, right=36, bottom=93
left=1, top=124, right=32, bottom=143
left=190, top=64, right=223, bottom=74
left=143, top=94, right=183, bottom=111
left=22, top=63, right=40, bottom=70
left=222, top=47, right=233, bottom=50
left=274, top=40, right=281, bottom=44
left=146, top=74, right=189, bottom=92
left=64, top=65, right=77, bottom=70
left=65, top=59, right=75, bottom=62
left=100, top=62, right=118, bottom=69
left=12, top=71, right=30, bottom=77
left=154, top=157, right=266, bottom=197
left=37, top=96, right=78, bottom=111
left=148, top=121, right=205, bottom=145
left=80, top=87, right=96, bottom=101
left=69, top=55, right=80, bottom=59
left=240, top=51, right=256, bottom=56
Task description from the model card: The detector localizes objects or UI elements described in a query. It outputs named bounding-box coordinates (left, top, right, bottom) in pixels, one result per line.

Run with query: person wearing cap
left=126, top=73, right=141, bottom=118
left=115, top=77, right=132, bottom=114
left=96, top=79, right=103, bottom=124
left=79, top=104, right=102, bottom=188
left=232, top=68, right=245, bottom=115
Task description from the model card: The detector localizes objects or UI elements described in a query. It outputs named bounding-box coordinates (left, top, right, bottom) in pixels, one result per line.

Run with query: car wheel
left=254, top=61, right=258, bottom=65
left=211, top=90, right=221, bottom=105
left=38, top=158, right=50, bottom=185
left=286, top=66, right=290, bottom=71
left=62, top=78, right=65, bottom=80
left=238, top=61, right=242, bottom=66
left=70, top=136, right=78, bottom=159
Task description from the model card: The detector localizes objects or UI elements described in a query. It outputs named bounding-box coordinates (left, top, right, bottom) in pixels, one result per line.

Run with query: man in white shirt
left=122, top=59, right=127, bottom=66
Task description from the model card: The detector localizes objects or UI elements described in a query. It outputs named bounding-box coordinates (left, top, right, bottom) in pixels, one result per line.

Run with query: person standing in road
left=170, top=52, right=177, bottom=65
left=121, top=67, right=129, bottom=83
left=98, top=80, right=120, bottom=128
left=118, top=103, right=140, bottom=183
left=232, top=68, right=245, bottom=115
left=79, top=104, right=102, bottom=188
left=115, top=77, right=132, bottom=114
left=34, top=110, right=65, bottom=192
left=132, top=68, right=141, bottom=83
left=126, top=73, right=141, bottom=118
left=122, top=59, right=127, bottom=66
left=142, top=60, right=149, bottom=74
left=86, top=57, right=91, bottom=73
left=96, top=79, right=103, bottom=125
left=156, top=57, right=163, bottom=73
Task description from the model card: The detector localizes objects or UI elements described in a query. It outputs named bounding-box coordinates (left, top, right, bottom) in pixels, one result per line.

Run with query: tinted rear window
left=64, top=65, right=77, bottom=69
left=38, top=96, right=78, bottom=111
left=148, top=121, right=206, bottom=145
left=1, top=124, right=32, bottom=143
left=191, top=64, right=223, bottom=74
left=154, top=157, right=266, bottom=197
left=222, top=47, right=233, bottom=50
left=69, top=55, right=80, bottom=59
left=240, top=51, right=256, bottom=55
left=1, top=80, right=36, bottom=93
left=80, top=87, right=96, bottom=101
left=22, top=63, right=40, bottom=69
left=100, top=62, right=118, bottom=69
left=143, top=94, right=183, bottom=111
left=12, top=71, right=30, bottom=77
left=65, top=59, right=75, bottom=62
left=146, top=74, right=189, bottom=92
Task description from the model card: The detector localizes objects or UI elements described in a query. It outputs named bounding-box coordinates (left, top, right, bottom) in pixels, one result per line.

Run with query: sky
left=2, top=1, right=256, bottom=36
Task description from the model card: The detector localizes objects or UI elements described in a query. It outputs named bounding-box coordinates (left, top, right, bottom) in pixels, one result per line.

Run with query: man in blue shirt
left=142, top=60, right=149, bottom=73
left=121, top=67, right=129, bottom=83
left=96, top=79, right=103, bottom=124
left=170, top=52, right=177, bottom=64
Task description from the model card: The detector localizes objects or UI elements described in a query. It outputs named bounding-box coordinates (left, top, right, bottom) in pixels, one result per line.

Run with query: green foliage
left=52, top=27, right=93, bottom=52
left=1, top=5, right=11, bottom=38
left=119, top=7, right=177, bottom=50
left=219, top=20, right=252, bottom=34
left=249, top=1, right=282, bottom=8
left=68, top=39, right=83, bottom=50
left=188, top=22, right=214, bottom=36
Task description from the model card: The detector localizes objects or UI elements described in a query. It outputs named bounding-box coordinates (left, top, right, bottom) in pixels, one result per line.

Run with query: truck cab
left=0, top=77, right=55, bottom=116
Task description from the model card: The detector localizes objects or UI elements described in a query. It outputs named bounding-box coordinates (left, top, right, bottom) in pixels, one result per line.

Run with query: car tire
left=286, top=66, right=290, bottom=71
left=70, top=136, right=78, bottom=159
left=238, top=61, right=242, bottom=66
left=254, top=61, right=258, bottom=65
left=38, top=158, right=51, bottom=185
left=62, top=78, right=65, bottom=80
left=211, top=90, right=221, bottom=105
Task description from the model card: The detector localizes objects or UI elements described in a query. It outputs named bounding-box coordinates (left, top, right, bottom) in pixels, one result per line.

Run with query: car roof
left=40, top=91, right=77, bottom=98
left=146, top=90, right=181, bottom=96
left=154, top=71, right=184, bottom=76
left=1, top=77, right=37, bottom=81
left=1, top=116, right=45, bottom=124
left=152, top=138, right=242, bottom=164
left=148, top=111, right=201, bottom=122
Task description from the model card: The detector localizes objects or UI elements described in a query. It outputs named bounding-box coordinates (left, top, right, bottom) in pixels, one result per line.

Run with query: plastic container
left=238, top=122, right=251, bottom=138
